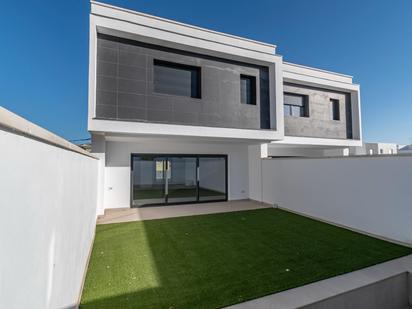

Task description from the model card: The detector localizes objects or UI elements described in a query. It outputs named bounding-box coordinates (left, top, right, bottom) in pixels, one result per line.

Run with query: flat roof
left=90, top=1, right=356, bottom=83
left=283, top=61, right=353, bottom=79
left=91, top=1, right=277, bottom=55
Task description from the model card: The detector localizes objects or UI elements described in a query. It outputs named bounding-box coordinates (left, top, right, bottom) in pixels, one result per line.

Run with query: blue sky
left=1, top=0, right=411, bottom=144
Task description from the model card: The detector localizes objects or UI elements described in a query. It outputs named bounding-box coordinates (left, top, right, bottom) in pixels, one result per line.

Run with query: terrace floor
left=98, top=199, right=270, bottom=224
left=81, top=207, right=412, bottom=309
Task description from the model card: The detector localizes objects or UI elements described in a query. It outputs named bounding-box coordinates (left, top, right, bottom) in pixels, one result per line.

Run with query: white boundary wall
left=0, top=127, right=99, bottom=308
left=250, top=153, right=412, bottom=245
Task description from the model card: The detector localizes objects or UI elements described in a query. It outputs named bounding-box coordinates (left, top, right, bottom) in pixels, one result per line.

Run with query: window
left=155, top=160, right=171, bottom=180
left=284, top=93, right=308, bottom=117
left=240, top=75, right=256, bottom=105
left=330, top=99, right=340, bottom=120
left=155, top=161, right=163, bottom=180
left=153, top=60, right=201, bottom=98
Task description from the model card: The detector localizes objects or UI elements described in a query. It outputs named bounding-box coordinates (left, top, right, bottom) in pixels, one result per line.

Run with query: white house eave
left=283, top=62, right=355, bottom=87
left=271, top=136, right=363, bottom=148
left=91, top=16, right=280, bottom=65
left=283, top=72, right=359, bottom=92
left=89, top=118, right=282, bottom=143
left=91, top=1, right=277, bottom=55
left=283, top=61, right=353, bottom=79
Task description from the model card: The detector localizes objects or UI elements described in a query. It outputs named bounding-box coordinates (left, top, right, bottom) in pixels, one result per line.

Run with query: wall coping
left=90, top=0, right=276, bottom=54
left=265, top=153, right=412, bottom=160
left=0, top=107, right=98, bottom=159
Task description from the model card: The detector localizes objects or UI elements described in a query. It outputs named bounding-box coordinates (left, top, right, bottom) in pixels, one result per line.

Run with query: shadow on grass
left=80, top=208, right=412, bottom=309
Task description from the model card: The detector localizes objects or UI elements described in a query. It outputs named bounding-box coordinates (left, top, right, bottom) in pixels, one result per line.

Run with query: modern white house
left=399, top=144, right=412, bottom=154
left=88, top=1, right=362, bottom=213
left=323, top=142, right=401, bottom=157
left=4, top=3, right=412, bottom=308
left=348, top=142, right=399, bottom=155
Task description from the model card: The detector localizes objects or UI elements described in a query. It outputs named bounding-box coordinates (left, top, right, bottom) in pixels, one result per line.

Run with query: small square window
left=240, top=75, right=256, bottom=105
left=330, top=99, right=340, bottom=120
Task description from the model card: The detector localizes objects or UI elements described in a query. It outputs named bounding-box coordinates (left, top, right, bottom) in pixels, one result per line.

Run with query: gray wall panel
left=96, top=90, right=116, bottom=106
left=117, top=79, right=146, bottom=94
left=95, top=34, right=271, bottom=130
left=118, top=93, right=146, bottom=109
left=118, top=106, right=146, bottom=120
left=284, top=83, right=353, bottom=139
left=96, top=104, right=116, bottom=119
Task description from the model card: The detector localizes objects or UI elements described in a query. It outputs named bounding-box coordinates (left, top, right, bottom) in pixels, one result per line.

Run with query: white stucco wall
left=256, top=155, right=412, bottom=244
left=248, top=145, right=264, bottom=202
left=366, top=143, right=398, bottom=155
left=102, top=139, right=250, bottom=209
left=0, top=129, right=99, bottom=309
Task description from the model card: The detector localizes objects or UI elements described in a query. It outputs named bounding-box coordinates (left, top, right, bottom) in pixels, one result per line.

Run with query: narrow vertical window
left=331, top=99, right=340, bottom=120
left=155, top=161, right=164, bottom=180
left=240, top=75, right=256, bottom=105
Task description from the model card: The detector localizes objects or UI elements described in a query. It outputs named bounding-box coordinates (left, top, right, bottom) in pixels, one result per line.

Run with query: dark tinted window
left=240, top=75, right=256, bottom=105
left=331, top=99, right=340, bottom=120
left=153, top=60, right=201, bottom=98
left=284, top=93, right=308, bottom=117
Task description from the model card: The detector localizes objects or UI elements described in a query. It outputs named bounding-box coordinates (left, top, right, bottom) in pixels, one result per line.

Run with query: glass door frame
left=130, top=153, right=228, bottom=207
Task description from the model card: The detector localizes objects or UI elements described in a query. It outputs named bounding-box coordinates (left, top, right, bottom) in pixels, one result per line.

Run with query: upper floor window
left=153, top=60, right=201, bottom=99
left=240, top=75, right=256, bottom=105
left=330, top=98, right=340, bottom=120
left=284, top=93, right=308, bottom=117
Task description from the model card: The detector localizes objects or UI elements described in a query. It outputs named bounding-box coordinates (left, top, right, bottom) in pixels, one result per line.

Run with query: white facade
left=89, top=1, right=363, bottom=212
left=366, top=143, right=399, bottom=155
left=348, top=142, right=399, bottom=156
left=399, top=144, right=412, bottom=154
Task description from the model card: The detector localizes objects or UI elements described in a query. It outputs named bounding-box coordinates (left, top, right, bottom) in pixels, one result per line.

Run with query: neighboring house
left=399, top=144, right=412, bottom=154
left=348, top=142, right=399, bottom=156
left=325, top=142, right=402, bottom=157
left=365, top=142, right=398, bottom=155
left=88, top=1, right=362, bottom=212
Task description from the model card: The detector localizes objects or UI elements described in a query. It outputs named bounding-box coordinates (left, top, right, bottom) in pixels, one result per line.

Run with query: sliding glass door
left=167, top=156, right=198, bottom=204
left=131, top=154, right=227, bottom=207
left=198, top=157, right=227, bottom=201
left=132, top=155, right=166, bottom=206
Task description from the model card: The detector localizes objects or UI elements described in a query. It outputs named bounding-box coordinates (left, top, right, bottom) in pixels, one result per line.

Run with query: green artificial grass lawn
left=80, top=208, right=412, bottom=309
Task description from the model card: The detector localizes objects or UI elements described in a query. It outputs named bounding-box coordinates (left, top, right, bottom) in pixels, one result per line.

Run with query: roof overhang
left=90, top=1, right=279, bottom=64
left=271, top=136, right=362, bottom=148
left=89, top=118, right=282, bottom=145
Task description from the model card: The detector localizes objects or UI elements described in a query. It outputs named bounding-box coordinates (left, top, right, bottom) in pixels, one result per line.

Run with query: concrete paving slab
left=226, top=255, right=412, bottom=309
left=97, top=199, right=271, bottom=224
